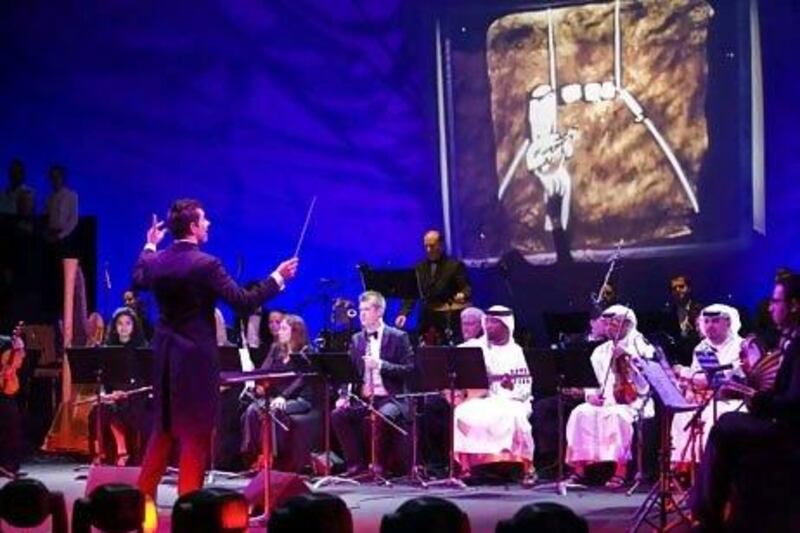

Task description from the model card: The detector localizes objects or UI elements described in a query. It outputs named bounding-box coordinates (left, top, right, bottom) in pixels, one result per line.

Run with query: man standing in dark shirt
left=395, top=230, right=471, bottom=345
left=133, top=199, right=298, bottom=498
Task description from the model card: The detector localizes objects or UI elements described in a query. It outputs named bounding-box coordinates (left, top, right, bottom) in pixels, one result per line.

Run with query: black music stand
left=218, top=346, right=244, bottom=371
left=208, top=346, right=248, bottom=483
left=415, top=346, right=487, bottom=489
left=357, top=264, right=421, bottom=301
left=68, top=347, right=149, bottom=464
left=629, top=359, right=696, bottom=532
left=542, top=312, right=591, bottom=345
left=309, top=352, right=360, bottom=489
left=529, top=346, right=599, bottom=495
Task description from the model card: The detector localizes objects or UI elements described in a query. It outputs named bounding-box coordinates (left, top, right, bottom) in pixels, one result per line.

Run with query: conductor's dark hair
left=167, top=198, right=203, bottom=239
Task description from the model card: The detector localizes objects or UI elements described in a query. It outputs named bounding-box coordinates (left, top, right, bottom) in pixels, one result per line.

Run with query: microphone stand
left=350, top=351, right=408, bottom=486
left=426, top=360, right=467, bottom=489
left=626, top=390, right=652, bottom=496
left=348, top=389, right=408, bottom=486
left=311, top=372, right=359, bottom=489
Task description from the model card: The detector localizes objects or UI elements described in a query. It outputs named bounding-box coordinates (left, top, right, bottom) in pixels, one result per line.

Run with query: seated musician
left=565, top=305, right=654, bottom=489
left=422, top=307, right=486, bottom=474
left=0, top=323, right=25, bottom=478
left=331, top=290, right=414, bottom=477
left=692, top=274, right=800, bottom=531
left=458, top=307, right=485, bottom=346
left=89, top=307, right=150, bottom=466
left=670, top=304, right=745, bottom=468
left=530, top=308, right=608, bottom=476
left=240, top=314, right=316, bottom=472
left=453, top=306, right=534, bottom=478
left=445, top=307, right=487, bottom=403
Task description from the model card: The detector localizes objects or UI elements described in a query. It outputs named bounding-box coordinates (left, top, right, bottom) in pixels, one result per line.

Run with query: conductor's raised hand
left=275, top=257, right=299, bottom=281
left=147, top=214, right=167, bottom=247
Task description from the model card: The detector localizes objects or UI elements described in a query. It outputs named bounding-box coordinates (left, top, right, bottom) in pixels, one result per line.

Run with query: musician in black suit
left=132, top=199, right=298, bottom=498
left=692, top=274, right=800, bottom=530
left=395, top=230, right=471, bottom=345
left=332, top=290, right=415, bottom=476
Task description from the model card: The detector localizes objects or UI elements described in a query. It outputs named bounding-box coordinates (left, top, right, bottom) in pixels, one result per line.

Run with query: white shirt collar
left=366, top=320, right=385, bottom=337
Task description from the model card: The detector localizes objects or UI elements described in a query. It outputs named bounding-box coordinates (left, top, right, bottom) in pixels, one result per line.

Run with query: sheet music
left=640, top=359, right=695, bottom=411
left=238, top=323, right=256, bottom=391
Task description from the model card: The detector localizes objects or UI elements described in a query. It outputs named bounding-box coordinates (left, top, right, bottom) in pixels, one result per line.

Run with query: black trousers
left=331, top=397, right=409, bottom=474
left=692, top=411, right=800, bottom=531
left=241, top=397, right=319, bottom=473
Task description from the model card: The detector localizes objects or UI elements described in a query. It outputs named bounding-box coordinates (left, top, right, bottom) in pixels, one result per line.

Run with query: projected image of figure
left=524, top=84, right=576, bottom=233
left=486, top=0, right=712, bottom=258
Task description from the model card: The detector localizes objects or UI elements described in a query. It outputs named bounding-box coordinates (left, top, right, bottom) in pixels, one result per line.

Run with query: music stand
left=415, top=346, right=487, bottom=489
left=206, top=346, right=248, bottom=484
left=357, top=264, right=421, bottom=301
left=529, top=346, right=599, bottom=495
left=629, top=359, right=696, bottom=532
left=134, top=348, right=154, bottom=387
left=542, top=312, right=590, bottom=345
left=68, top=347, right=148, bottom=465
left=309, top=352, right=360, bottom=489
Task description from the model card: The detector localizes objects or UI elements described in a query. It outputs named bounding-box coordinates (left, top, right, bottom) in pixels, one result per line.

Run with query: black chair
left=0, top=478, right=68, bottom=533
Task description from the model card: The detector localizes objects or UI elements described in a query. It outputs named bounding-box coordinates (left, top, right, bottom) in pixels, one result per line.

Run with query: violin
left=611, top=348, right=638, bottom=405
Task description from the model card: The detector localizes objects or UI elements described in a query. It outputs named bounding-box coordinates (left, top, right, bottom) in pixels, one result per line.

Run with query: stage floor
left=1, top=461, right=693, bottom=532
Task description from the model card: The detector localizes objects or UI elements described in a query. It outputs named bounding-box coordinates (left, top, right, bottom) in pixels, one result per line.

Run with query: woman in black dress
left=240, top=314, right=318, bottom=472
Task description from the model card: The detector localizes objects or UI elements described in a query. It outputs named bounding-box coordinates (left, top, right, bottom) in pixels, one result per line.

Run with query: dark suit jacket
left=752, top=333, right=800, bottom=427
left=399, top=256, right=471, bottom=318
left=132, top=241, right=281, bottom=437
left=349, top=325, right=414, bottom=397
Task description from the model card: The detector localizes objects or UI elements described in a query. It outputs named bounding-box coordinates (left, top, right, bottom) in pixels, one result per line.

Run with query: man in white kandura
left=453, top=306, right=533, bottom=476
left=670, top=304, right=746, bottom=467
left=565, top=305, right=655, bottom=489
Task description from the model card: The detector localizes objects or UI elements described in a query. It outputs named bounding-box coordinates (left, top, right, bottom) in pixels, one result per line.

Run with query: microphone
left=313, top=335, right=327, bottom=350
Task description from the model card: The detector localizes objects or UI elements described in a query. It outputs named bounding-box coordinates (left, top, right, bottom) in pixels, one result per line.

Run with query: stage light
left=72, top=483, right=146, bottom=533
left=172, top=487, right=249, bottom=533
left=0, top=478, right=68, bottom=533
left=143, top=495, right=159, bottom=533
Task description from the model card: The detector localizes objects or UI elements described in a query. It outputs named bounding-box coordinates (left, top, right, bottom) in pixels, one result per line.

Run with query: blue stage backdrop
left=0, top=1, right=797, bottom=337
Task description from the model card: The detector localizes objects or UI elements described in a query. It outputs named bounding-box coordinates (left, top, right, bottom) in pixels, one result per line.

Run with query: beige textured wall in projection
left=487, top=0, right=713, bottom=254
